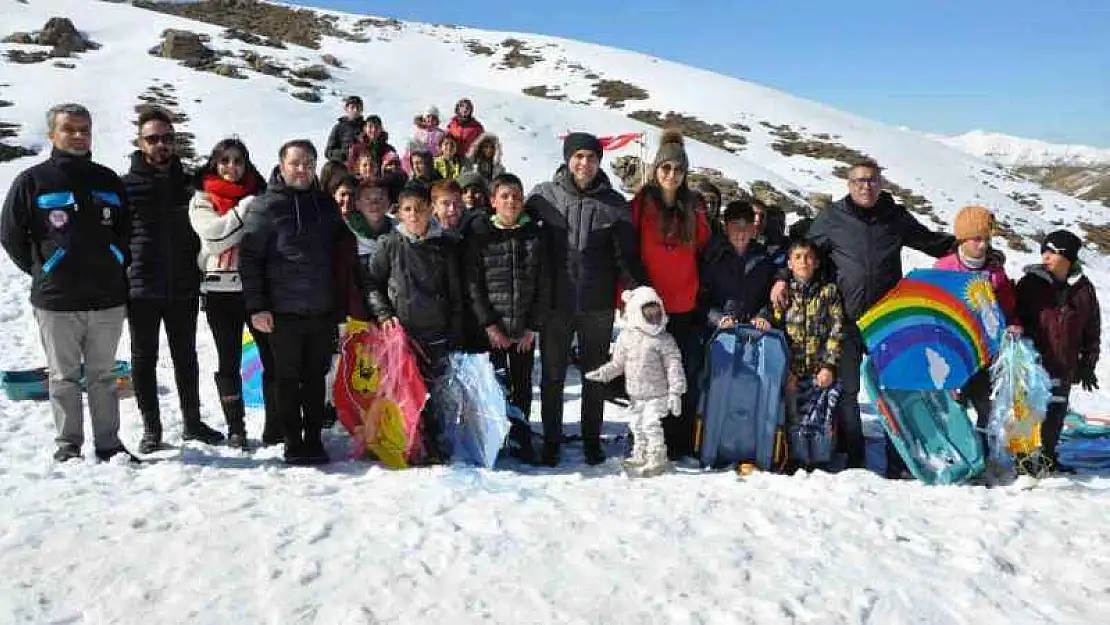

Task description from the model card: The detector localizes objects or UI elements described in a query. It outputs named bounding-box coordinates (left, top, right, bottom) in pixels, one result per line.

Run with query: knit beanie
left=1042, top=230, right=1083, bottom=264
left=952, top=205, right=995, bottom=240
left=652, top=129, right=689, bottom=174
left=457, top=170, right=488, bottom=192
left=563, top=132, right=603, bottom=163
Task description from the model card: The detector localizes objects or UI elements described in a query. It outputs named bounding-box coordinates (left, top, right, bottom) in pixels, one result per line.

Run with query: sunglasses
left=142, top=133, right=175, bottom=145
left=219, top=155, right=245, bottom=166
left=849, top=177, right=880, bottom=187
left=659, top=163, right=686, bottom=176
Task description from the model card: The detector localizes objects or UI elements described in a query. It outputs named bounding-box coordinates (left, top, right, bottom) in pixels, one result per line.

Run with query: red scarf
left=201, top=173, right=259, bottom=270
left=202, top=173, right=259, bottom=216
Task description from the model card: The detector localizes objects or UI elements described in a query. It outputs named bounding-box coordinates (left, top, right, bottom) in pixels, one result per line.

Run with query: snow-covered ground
left=1, top=1, right=1108, bottom=623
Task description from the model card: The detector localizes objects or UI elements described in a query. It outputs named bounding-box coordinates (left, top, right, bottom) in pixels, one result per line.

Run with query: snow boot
left=95, top=445, right=141, bottom=464
left=138, top=412, right=163, bottom=454
left=638, top=447, right=671, bottom=477
left=584, top=439, right=606, bottom=466
left=621, top=439, right=647, bottom=470
left=301, top=430, right=330, bottom=466
left=540, top=441, right=560, bottom=467
left=53, top=444, right=81, bottom=463
left=508, top=420, right=536, bottom=464
left=216, top=375, right=249, bottom=450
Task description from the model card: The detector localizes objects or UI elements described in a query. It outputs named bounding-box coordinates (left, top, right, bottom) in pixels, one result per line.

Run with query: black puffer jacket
left=365, top=221, right=463, bottom=341
left=462, top=210, right=551, bottom=340
left=122, top=152, right=201, bottom=300
left=808, top=192, right=954, bottom=321
left=239, top=171, right=349, bottom=316
left=525, top=166, right=643, bottom=314
left=0, top=149, right=130, bottom=311
left=699, top=237, right=776, bottom=328
left=325, top=116, right=364, bottom=163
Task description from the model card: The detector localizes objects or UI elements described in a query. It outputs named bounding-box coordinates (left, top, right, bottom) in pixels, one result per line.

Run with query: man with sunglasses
left=771, top=158, right=953, bottom=473
left=122, top=107, right=223, bottom=453
left=1, top=103, right=135, bottom=463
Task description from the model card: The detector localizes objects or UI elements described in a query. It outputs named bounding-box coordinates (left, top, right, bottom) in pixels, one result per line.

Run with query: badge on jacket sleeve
left=101, top=206, right=113, bottom=226
left=48, top=210, right=68, bottom=229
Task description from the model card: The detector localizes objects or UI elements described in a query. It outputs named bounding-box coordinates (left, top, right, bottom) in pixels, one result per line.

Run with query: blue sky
left=305, top=0, right=1109, bottom=147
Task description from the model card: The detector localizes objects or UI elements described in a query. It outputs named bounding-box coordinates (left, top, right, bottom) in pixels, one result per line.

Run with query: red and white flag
left=559, top=132, right=644, bottom=152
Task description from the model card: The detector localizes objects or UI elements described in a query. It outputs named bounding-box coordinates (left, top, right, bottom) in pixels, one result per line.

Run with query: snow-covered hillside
left=1, top=2, right=1108, bottom=623
left=937, top=130, right=1110, bottom=167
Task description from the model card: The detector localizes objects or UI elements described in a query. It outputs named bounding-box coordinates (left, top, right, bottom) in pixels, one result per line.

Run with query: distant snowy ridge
left=935, top=130, right=1110, bottom=167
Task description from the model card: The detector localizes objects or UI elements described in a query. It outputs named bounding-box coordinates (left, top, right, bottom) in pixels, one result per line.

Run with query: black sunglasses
left=142, top=133, right=175, bottom=145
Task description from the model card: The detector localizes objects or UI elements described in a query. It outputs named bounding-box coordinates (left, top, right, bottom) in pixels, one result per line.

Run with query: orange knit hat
left=953, top=205, right=995, bottom=241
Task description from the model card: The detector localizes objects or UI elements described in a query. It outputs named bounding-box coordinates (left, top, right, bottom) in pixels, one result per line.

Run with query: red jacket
left=631, top=191, right=710, bottom=314
left=1015, top=264, right=1100, bottom=382
left=446, top=117, right=485, bottom=156
left=933, top=251, right=1019, bottom=325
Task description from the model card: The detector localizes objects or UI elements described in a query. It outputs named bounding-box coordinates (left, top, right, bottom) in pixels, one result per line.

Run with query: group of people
left=0, top=98, right=1101, bottom=477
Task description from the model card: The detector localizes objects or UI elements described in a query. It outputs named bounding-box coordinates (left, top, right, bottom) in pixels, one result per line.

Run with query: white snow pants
left=628, top=397, right=668, bottom=460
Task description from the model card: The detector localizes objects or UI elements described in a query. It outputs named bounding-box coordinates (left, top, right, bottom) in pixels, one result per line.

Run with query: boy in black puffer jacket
left=462, top=173, right=550, bottom=463
left=365, top=183, right=464, bottom=462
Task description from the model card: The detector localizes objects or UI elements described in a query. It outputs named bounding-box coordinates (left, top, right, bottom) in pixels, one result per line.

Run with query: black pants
left=959, top=368, right=993, bottom=450
left=269, top=313, right=335, bottom=451
left=1042, top=383, right=1072, bottom=464
left=128, top=297, right=201, bottom=429
left=490, top=346, right=535, bottom=419
left=540, top=310, right=614, bottom=449
left=837, top=325, right=866, bottom=467
left=663, top=312, right=704, bottom=459
left=413, top=332, right=451, bottom=459
left=203, top=292, right=276, bottom=431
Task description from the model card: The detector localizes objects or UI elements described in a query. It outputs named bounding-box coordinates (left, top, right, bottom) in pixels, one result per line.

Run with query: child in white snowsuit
left=586, top=287, right=686, bottom=475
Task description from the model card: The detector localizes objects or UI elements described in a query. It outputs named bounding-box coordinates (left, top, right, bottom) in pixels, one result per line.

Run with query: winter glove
left=1078, top=358, right=1099, bottom=391
left=667, top=393, right=683, bottom=417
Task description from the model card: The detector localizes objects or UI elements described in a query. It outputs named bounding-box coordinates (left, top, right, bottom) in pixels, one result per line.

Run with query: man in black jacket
left=772, top=159, right=954, bottom=470
left=525, top=133, right=645, bottom=466
left=0, top=103, right=135, bottom=463
left=324, top=96, right=365, bottom=164
left=240, top=140, right=352, bottom=465
left=123, top=107, right=225, bottom=453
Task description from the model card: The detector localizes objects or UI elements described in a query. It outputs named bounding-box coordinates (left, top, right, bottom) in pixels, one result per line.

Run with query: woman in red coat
left=630, top=130, right=710, bottom=460
left=446, top=98, right=485, bottom=156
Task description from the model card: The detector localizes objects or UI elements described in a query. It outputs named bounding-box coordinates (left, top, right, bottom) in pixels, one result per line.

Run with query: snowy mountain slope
left=936, top=130, right=1110, bottom=167
left=0, top=2, right=1109, bottom=623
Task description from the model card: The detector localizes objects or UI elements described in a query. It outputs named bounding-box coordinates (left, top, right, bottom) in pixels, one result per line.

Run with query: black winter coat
left=699, top=237, right=776, bottom=328
left=325, top=116, right=365, bottom=163
left=808, top=193, right=954, bottom=321
left=122, top=152, right=201, bottom=301
left=239, top=173, right=350, bottom=317
left=365, top=222, right=464, bottom=341
left=462, top=211, right=551, bottom=340
left=1, top=149, right=130, bottom=311
left=525, top=166, right=643, bottom=315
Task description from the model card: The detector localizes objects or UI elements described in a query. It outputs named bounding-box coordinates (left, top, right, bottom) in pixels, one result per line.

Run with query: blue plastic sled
left=862, top=357, right=984, bottom=484
left=697, top=326, right=788, bottom=470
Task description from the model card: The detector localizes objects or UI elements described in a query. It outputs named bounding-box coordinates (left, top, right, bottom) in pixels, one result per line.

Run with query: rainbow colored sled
left=858, top=269, right=1003, bottom=390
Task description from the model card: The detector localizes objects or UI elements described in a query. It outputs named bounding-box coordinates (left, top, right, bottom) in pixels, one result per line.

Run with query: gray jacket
left=525, top=166, right=644, bottom=315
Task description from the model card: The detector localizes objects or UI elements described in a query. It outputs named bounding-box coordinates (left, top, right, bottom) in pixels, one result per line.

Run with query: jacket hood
left=552, top=164, right=616, bottom=197
left=1023, top=263, right=1086, bottom=287
left=467, top=132, right=502, bottom=161
left=622, top=286, right=667, bottom=336
left=397, top=219, right=448, bottom=243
